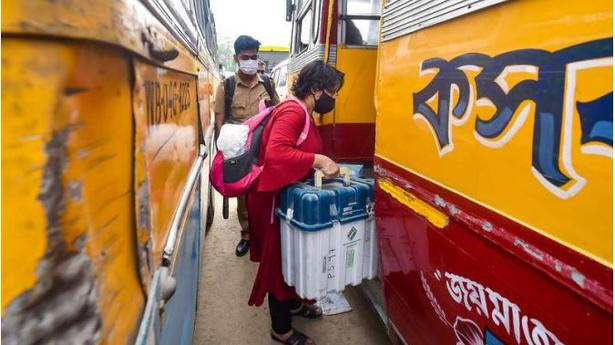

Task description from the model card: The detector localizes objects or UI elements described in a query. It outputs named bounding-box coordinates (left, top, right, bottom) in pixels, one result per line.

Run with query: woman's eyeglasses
left=324, top=89, right=339, bottom=98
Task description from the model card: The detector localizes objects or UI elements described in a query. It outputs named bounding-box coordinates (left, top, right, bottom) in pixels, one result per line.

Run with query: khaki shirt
left=214, top=73, right=280, bottom=124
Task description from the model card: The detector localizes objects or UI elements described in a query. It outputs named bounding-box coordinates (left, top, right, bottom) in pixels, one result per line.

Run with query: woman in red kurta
left=246, top=61, right=344, bottom=345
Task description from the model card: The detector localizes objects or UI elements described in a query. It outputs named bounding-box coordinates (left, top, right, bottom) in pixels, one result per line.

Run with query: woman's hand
left=313, top=154, right=339, bottom=179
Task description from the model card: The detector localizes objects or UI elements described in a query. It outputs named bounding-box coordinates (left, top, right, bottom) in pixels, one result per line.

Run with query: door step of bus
left=359, top=278, right=387, bottom=327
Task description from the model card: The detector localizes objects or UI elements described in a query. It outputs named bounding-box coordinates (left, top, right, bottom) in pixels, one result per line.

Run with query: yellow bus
left=374, top=1, right=612, bottom=344
left=2, top=0, right=219, bottom=343
left=285, top=0, right=380, bottom=163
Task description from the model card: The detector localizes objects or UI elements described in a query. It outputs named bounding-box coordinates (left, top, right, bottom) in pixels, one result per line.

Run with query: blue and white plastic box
left=276, top=171, right=377, bottom=300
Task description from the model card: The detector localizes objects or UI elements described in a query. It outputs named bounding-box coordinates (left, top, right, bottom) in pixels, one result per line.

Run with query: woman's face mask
left=314, top=90, right=336, bottom=114
left=239, top=59, right=258, bottom=75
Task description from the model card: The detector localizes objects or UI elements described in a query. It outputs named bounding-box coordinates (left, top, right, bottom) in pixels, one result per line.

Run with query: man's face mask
left=314, top=90, right=336, bottom=114
left=239, top=59, right=258, bottom=75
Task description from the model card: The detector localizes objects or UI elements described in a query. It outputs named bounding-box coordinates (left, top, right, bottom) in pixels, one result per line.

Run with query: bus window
left=279, top=67, right=288, bottom=87
left=343, top=0, right=380, bottom=46
left=296, top=7, right=313, bottom=53
left=312, top=0, right=322, bottom=43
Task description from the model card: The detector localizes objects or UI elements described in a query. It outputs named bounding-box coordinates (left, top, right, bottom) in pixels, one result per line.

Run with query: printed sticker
left=347, top=226, right=358, bottom=241
left=346, top=248, right=355, bottom=269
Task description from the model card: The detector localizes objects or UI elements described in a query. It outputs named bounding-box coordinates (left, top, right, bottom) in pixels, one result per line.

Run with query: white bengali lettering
left=443, top=272, right=564, bottom=345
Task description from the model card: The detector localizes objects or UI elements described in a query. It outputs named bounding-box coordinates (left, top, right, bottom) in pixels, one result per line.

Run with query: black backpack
left=224, top=75, right=276, bottom=123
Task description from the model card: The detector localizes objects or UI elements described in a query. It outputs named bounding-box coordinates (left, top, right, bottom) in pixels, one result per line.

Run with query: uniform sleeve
left=258, top=106, right=315, bottom=191
left=270, top=83, right=281, bottom=105
left=214, top=82, right=225, bottom=114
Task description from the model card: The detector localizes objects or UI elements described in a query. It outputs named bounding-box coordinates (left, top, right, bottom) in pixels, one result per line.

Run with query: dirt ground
left=193, top=194, right=391, bottom=345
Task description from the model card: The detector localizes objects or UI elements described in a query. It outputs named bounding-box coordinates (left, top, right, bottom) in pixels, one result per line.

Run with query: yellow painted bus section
left=375, top=0, right=612, bottom=266
left=260, top=45, right=290, bottom=53
left=319, top=47, right=378, bottom=126
left=132, top=61, right=199, bottom=271
left=2, top=0, right=203, bottom=76
left=2, top=39, right=144, bottom=343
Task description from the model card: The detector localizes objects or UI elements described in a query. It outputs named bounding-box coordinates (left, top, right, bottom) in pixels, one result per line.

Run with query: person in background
left=246, top=61, right=344, bottom=345
left=257, top=60, right=267, bottom=75
left=214, top=35, right=279, bottom=257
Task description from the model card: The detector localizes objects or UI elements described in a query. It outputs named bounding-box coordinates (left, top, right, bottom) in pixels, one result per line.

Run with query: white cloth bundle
left=216, top=124, right=249, bottom=158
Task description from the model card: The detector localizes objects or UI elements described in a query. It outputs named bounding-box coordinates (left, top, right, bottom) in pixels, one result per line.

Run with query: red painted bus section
left=318, top=123, right=375, bottom=162
left=374, top=157, right=612, bottom=345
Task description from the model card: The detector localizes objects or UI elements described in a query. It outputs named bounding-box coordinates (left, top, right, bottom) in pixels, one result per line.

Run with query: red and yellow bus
left=375, top=1, right=612, bottom=344
left=286, top=0, right=381, bottom=163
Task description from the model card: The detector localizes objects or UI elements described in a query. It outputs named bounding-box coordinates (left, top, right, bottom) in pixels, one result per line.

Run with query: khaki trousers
left=237, top=195, right=249, bottom=239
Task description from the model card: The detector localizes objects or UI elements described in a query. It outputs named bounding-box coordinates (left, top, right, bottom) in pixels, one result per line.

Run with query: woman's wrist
left=312, top=154, right=324, bottom=169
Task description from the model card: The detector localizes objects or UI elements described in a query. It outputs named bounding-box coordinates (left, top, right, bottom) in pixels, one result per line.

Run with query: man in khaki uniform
left=215, top=35, right=280, bottom=257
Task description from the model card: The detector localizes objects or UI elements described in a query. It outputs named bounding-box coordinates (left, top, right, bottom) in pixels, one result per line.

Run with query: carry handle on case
left=314, top=167, right=351, bottom=188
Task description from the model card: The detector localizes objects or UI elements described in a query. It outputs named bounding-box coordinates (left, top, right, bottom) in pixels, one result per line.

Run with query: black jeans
left=268, top=294, right=302, bottom=334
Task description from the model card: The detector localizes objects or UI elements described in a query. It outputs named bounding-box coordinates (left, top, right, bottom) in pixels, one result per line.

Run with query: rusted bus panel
left=2, top=39, right=144, bottom=344
left=132, top=60, right=200, bottom=276
left=1, top=0, right=205, bottom=75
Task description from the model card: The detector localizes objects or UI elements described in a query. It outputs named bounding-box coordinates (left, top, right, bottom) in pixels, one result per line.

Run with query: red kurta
left=246, top=100, right=323, bottom=306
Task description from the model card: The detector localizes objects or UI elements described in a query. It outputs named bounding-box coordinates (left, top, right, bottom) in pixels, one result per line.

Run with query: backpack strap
left=286, top=97, right=310, bottom=146
left=225, top=75, right=275, bottom=122
left=261, top=75, right=276, bottom=106
left=223, top=76, right=236, bottom=123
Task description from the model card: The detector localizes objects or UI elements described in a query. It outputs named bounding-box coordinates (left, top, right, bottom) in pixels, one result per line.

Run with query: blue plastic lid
left=276, top=177, right=374, bottom=231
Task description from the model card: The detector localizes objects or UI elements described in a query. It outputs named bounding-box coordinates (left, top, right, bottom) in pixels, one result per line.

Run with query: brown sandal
left=271, top=329, right=315, bottom=345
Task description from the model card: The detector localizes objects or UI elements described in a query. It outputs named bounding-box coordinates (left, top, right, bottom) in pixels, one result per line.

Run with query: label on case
left=346, top=248, right=355, bottom=269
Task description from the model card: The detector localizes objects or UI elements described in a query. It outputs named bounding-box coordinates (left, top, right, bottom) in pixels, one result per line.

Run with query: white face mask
left=239, top=59, right=258, bottom=75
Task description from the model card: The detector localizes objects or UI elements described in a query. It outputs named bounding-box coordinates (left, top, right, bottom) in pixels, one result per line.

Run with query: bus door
left=333, top=0, right=380, bottom=163
left=287, top=0, right=379, bottom=163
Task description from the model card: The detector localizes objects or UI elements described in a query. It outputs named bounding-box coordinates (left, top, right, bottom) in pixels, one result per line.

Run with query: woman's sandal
left=270, top=329, right=315, bottom=345
left=290, top=303, right=323, bottom=319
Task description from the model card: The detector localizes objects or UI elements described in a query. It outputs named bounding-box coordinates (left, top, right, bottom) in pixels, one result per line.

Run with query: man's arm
left=270, top=82, right=281, bottom=105
left=215, top=112, right=225, bottom=140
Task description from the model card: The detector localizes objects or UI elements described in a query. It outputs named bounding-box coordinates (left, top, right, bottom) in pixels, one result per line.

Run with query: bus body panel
left=2, top=0, right=219, bottom=343
left=159, top=188, right=203, bottom=345
left=2, top=39, right=145, bottom=344
left=132, top=60, right=199, bottom=275
left=375, top=0, right=612, bottom=344
left=375, top=157, right=612, bottom=345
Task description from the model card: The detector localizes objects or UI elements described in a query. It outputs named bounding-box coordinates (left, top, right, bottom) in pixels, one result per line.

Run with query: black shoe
left=236, top=239, right=249, bottom=257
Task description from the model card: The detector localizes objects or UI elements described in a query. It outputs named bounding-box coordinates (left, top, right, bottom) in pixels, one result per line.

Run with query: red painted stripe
left=318, top=123, right=375, bottom=162
left=374, top=156, right=613, bottom=312
left=318, top=0, right=338, bottom=45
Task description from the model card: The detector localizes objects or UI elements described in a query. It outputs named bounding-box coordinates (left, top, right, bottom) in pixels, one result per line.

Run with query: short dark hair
left=234, top=35, right=261, bottom=54
left=291, top=61, right=345, bottom=99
